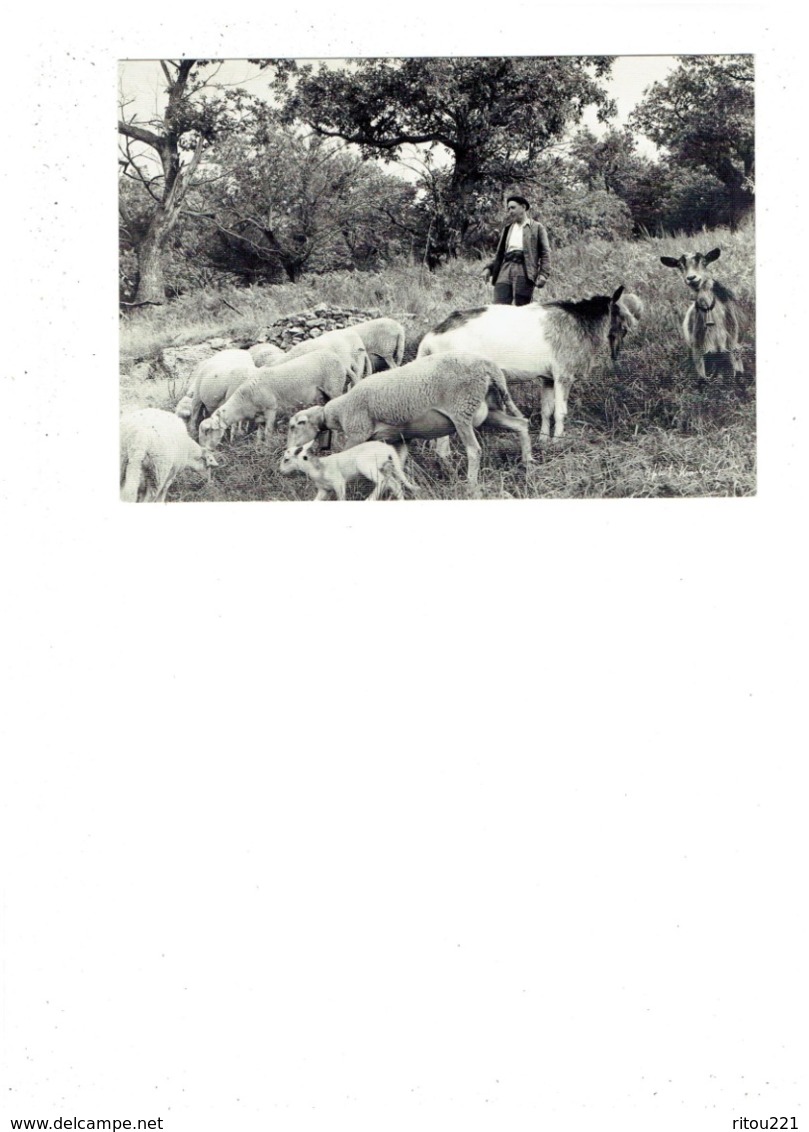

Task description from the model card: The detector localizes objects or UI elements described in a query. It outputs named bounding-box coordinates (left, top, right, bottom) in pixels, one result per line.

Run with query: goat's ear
left=704, top=247, right=721, bottom=264
left=611, top=285, right=625, bottom=304
left=660, top=256, right=680, bottom=268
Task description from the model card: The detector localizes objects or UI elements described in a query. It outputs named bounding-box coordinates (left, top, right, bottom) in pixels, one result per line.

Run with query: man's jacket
left=488, top=218, right=551, bottom=285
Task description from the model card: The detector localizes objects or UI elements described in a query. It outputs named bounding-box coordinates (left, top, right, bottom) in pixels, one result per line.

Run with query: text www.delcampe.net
left=10, top=1121, right=164, bottom=1130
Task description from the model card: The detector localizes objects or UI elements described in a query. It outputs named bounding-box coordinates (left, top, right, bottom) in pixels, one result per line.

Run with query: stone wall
left=124, top=308, right=388, bottom=388
left=249, top=305, right=383, bottom=351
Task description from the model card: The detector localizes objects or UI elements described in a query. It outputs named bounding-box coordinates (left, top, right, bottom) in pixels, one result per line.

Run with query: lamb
left=249, top=341, right=286, bottom=366
left=120, top=408, right=218, bottom=502
left=198, top=349, right=347, bottom=451
left=417, top=287, right=643, bottom=440
left=280, top=440, right=419, bottom=501
left=349, top=317, right=406, bottom=371
left=285, top=352, right=532, bottom=487
left=176, top=349, right=258, bottom=438
left=660, top=248, right=745, bottom=384
left=283, top=327, right=372, bottom=387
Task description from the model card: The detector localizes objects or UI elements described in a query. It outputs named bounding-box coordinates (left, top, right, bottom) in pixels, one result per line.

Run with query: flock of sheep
left=120, top=247, right=745, bottom=502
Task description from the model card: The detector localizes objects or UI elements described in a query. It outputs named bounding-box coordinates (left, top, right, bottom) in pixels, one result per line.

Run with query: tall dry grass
left=120, top=222, right=756, bottom=500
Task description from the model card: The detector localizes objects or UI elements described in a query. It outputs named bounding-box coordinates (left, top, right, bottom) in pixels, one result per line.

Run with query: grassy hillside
left=119, top=222, right=756, bottom=500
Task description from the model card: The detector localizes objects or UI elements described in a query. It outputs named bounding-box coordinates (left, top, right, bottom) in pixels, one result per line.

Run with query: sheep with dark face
left=660, top=248, right=744, bottom=384
left=417, top=287, right=643, bottom=441
left=120, top=409, right=218, bottom=502
left=286, top=352, right=532, bottom=487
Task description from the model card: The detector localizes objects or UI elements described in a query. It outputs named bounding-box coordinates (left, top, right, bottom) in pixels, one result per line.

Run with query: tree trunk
left=449, top=150, right=485, bottom=249
left=130, top=134, right=204, bottom=304
left=281, top=259, right=305, bottom=282
left=715, top=156, right=754, bottom=232
left=135, top=205, right=180, bottom=304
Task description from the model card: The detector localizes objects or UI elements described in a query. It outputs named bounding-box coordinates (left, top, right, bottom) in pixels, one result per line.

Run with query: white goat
left=349, top=317, right=406, bottom=371
left=286, top=353, right=531, bottom=487
left=280, top=439, right=419, bottom=501
left=198, top=349, right=347, bottom=451
left=179, top=349, right=258, bottom=438
left=120, top=409, right=218, bottom=502
left=417, top=287, right=643, bottom=440
left=660, top=248, right=744, bottom=383
left=284, top=327, right=372, bottom=387
left=250, top=341, right=286, bottom=366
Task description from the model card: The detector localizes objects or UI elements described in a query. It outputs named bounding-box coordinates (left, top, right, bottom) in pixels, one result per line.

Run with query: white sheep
left=283, top=327, right=372, bottom=387
left=286, top=352, right=532, bottom=487
left=417, top=288, right=643, bottom=440
left=249, top=341, right=286, bottom=366
left=198, top=349, right=347, bottom=451
left=349, top=317, right=406, bottom=371
left=179, top=349, right=258, bottom=438
left=174, top=392, right=195, bottom=420
left=280, top=439, right=419, bottom=501
left=120, top=408, right=218, bottom=502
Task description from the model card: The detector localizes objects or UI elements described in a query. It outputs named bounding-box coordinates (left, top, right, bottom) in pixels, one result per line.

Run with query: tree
left=264, top=57, right=616, bottom=258
left=569, top=126, right=649, bottom=196
left=118, top=60, right=259, bottom=303
left=194, top=116, right=417, bottom=282
left=629, top=55, right=754, bottom=228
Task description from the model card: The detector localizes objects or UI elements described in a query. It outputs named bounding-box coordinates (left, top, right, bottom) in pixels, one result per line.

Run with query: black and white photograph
left=118, top=55, right=756, bottom=501
left=2, top=6, right=805, bottom=1132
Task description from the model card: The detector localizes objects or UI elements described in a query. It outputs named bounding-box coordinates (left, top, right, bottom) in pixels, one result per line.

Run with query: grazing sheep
left=660, top=248, right=745, bottom=384
left=250, top=341, right=286, bottom=366
left=198, top=349, right=347, bottom=451
left=349, top=317, right=406, bottom=371
left=417, top=287, right=643, bottom=440
left=284, top=327, right=372, bottom=387
left=180, top=349, right=258, bottom=438
left=280, top=440, right=419, bottom=501
left=286, top=352, right=532, bottom=487
left=174, top=392, right=194, bottom=420
left=120, top=408, right=218, bottom=502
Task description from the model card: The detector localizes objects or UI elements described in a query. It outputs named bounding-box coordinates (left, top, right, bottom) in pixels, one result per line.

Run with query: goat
left=417, top=287, right=642, bottom=440
left=660, top=248, right=745, bottom=384
left=286, top=352, right=532, bottom=488
left=280, top=440, right=419, bottom=501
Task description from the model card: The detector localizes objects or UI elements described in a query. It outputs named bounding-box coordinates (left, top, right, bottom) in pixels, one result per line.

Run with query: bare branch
left=118, top=119, right=163, bottom=149
left=308, top=122, right=458, bottom=152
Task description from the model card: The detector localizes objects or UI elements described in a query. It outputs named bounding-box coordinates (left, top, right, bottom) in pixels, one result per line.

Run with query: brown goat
left=661, top=248, right=745, bottom=385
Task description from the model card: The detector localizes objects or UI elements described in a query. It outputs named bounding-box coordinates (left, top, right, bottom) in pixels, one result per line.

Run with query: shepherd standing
left=483, top=194, right=551, bottom=306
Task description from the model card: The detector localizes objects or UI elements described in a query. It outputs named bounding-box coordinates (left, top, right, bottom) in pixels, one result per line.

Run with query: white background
left=2, top=6, right=806, bottom=1132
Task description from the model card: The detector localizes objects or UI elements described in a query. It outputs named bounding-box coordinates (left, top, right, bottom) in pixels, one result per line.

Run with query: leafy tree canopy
left=269, top=57, right=613, bottom=160
left=255, top=57, right=616, bottom=254
left=629, top=55, right=754, bottom=202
